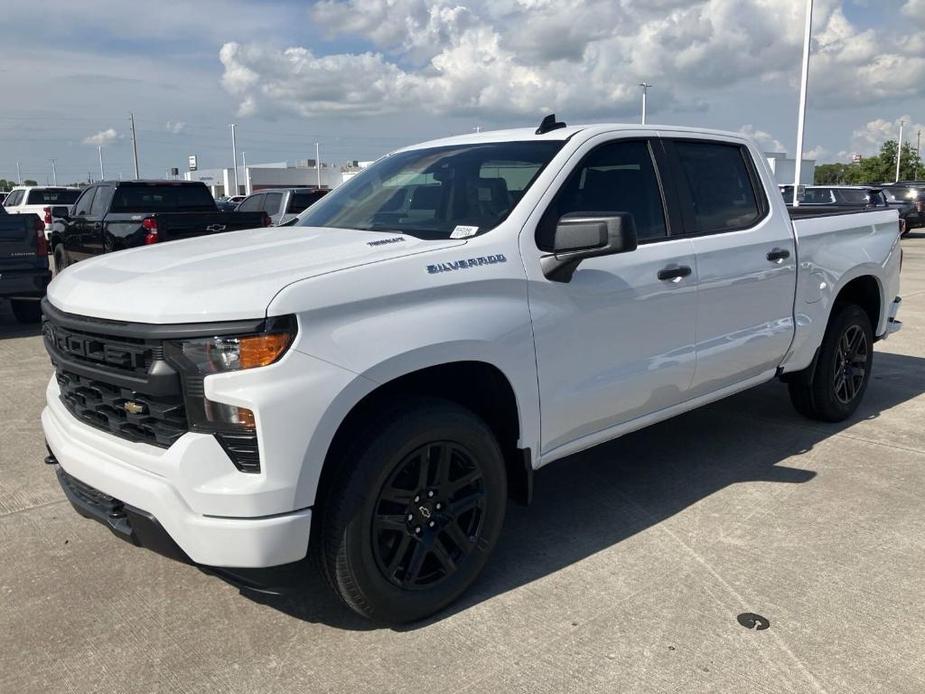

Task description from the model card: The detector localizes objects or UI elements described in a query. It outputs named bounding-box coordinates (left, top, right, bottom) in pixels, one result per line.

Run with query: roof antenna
left=536, top=114, right=566, bottom=135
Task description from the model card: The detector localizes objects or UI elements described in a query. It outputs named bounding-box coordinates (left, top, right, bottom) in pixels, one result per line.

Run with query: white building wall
left=765, top=153, right=816, bottom=185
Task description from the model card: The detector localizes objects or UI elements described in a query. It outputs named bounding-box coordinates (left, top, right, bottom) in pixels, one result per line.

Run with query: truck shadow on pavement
left=217, top=350, right=925, bottom=631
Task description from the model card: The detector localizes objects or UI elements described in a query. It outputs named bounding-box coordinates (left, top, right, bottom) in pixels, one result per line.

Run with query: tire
left=10, top=299, right=42, bottom=324
left=787, top=303, right=874, bottom=422
left=318, top=398, right=507, bottom=623
left=53, top=244, right=70, bottom=274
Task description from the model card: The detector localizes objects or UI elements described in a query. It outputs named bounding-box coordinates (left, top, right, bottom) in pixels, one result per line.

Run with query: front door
left=523, top=137, right=699, bottom=460
left=664, top=137, right=797, bottom=395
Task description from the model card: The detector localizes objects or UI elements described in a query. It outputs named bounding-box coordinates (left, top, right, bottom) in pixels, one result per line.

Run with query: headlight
left=163, top=315, right=297, bottom=473
left=175, top=332, right=293, bottom=373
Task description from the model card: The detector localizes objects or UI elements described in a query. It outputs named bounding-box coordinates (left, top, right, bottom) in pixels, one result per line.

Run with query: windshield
left=296, top=141, right=564, bottom=238
left=110, top=184, right=216, bottom=212
left=25, top=189, right=80, bottom=205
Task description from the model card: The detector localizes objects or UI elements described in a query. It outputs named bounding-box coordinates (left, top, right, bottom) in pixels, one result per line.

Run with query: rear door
left=67, top=187, right=97, bottom=261
left=664, top=136, right=796, bottom=396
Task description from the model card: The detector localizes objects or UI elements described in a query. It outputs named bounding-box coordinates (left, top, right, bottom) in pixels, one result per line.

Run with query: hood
left=48, top=226, right=464, bottom=323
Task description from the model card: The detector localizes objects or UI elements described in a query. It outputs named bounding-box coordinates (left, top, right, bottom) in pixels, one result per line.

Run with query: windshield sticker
left=367, top=236, right=406, bottom=247
left=450, top=225, right=479, bottom=239
left=427, top=254, right=506, bottom=274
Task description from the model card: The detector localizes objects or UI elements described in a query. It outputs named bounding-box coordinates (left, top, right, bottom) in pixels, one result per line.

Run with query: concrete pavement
left=1, top=234, right=924, bottom=693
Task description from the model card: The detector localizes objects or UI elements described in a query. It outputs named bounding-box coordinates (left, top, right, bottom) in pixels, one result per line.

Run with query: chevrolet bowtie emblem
left=123, top=401, right=146, bottom=415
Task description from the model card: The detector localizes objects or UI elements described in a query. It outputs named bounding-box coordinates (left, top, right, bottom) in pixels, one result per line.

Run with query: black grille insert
left=55, top=370, right=187, bottom=447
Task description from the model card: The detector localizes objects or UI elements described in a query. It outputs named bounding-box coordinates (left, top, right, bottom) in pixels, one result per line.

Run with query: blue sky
left=1, top=0, right=922, bottom=185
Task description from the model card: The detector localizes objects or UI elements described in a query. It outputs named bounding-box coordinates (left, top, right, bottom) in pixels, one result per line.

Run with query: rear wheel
left=787, top=303, right=873, bottom=422
left=318, top=399, right=507, bottom=623
left=10, top=299, right=42, bottom=324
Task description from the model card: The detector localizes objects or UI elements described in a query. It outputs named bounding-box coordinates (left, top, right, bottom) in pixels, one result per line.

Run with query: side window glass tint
left=263, top=192, right=283, bottom=214
left=74, top=188, right=96, bottom=216
left=537, top=140, right=667, bottom=250
left=90, top=186, right=112, bottom=216
left=675, top=141, right=762, bottom=233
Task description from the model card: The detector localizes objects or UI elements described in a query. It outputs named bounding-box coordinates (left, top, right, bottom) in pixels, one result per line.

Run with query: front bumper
left=43, top=395, right=312, bottom=568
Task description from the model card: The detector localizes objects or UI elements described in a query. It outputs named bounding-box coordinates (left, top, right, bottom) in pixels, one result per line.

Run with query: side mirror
left=541, top=212, right=638, bottom=282
left=51, top=206, right=70, bottom=219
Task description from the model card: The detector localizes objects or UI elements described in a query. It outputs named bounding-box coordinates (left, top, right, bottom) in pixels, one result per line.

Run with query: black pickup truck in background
left=0, top=206, right=50, bottom=323
left=50, top=180, right=270, bottom=270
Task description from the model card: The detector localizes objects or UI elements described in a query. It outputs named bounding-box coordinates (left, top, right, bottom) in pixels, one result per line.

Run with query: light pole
left=792, top=0, right=813, bottom=207
left=230, top=123, right=239, bottom=196
left=50, top=159, right=57, bottom=186
left=98, top=145, right=105, bottom=180
left=639, top=82, right=652, bottom=125
left=129, top=112, right=140, bottom=179
left=242, top=151, right=250, bottom=195
left=895, top=120, right=905, bottom=183
left=16, top=161, right=22, bottom=185
left=315, top=142, right=321, bottom=189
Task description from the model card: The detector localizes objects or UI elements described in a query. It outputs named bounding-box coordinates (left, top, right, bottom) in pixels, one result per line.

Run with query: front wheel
left=318, top=399, right=507, bottom=623
left=788, top=303, right=873, bottom=422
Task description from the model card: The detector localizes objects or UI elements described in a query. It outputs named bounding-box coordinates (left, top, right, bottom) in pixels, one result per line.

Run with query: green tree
left=846, top=140, right=923, bottom=184
left=814, top=163, right=852, bottom=184
left=23, top=179, right=38, bottom=186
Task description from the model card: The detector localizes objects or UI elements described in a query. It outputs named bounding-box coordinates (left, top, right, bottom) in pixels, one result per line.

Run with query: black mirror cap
left=51, top=205, right=70, bottom=219
left=542, top=211, right=638, bottom=283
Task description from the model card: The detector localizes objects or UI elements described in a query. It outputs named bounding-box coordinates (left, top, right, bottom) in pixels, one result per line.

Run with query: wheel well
left=835, top=275, right=881, bottom=333
left=317, top=361, right=531, bottom=511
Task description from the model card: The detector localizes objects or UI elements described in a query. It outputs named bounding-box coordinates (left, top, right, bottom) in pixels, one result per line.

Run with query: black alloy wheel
left=787, top=303, right=874, bottom=422
left=372, top=441, right=486, bottom=590
left=832, top=324, right=869, bottom=405
left=317, top=398, right=507, bottom=623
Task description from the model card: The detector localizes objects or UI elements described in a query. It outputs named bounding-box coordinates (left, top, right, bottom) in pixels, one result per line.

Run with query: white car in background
left=3, top=186, right=81, bottom=237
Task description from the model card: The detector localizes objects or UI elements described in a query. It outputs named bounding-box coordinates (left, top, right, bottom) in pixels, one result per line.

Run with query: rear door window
left=263, top=192, right=283, bottom=215
left=90, top=186, right=114, bottom=217
left=73, top=188, right=96, bottom=217
left=5, top=190, right=24, bottom=206
left=237, top=194, right=263, bottom=212
left=672, top=140, right=766, bottom=233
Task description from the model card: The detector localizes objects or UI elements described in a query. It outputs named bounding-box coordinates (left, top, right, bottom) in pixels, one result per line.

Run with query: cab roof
left=400, top=122, right=754, bottom=152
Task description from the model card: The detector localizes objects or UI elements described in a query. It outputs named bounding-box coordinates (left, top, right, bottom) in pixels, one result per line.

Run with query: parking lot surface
left=1, top=235, right=924, bottom=693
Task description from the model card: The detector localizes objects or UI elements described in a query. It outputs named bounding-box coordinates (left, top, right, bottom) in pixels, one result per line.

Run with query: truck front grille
left=55, top=369, right=187, bottom=447
left=43, top=310, right=189, bottom=449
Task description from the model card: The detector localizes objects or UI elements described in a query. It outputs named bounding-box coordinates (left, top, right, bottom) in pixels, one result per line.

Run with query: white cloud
left=165, top=120, right=186, bottom=134
left=82, top=128, right=120, bottom=146
left=803, top=145, right=829, bottom=161
left=739, top=125, right=787, bottom=153
left=850, top=115, right=925, bottom=156
left=903, top=0, right=925, bottom=18
left=219, top=0, right=925, bottom=122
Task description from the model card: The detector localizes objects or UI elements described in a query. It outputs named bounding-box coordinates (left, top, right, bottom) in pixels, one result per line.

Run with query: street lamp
left=792, top=0, right=813, bottom=207
left=639, top=82, right=652, bottom=125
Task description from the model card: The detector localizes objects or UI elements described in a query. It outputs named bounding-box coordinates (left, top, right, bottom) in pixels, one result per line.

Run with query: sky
left=1, top=0, right=923, bottom=185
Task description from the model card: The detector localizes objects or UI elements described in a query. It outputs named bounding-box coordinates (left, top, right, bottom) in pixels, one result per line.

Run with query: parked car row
left=780, top=182, right=924, bottom=235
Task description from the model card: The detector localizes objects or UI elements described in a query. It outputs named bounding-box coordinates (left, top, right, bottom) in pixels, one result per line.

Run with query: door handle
left=767, top=248, right=791, bottom=262
left=657, top=264, right=692, bottom=281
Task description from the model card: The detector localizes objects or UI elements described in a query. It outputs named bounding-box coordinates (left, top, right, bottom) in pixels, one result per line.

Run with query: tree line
left=815, top=140, right=922, bottom=185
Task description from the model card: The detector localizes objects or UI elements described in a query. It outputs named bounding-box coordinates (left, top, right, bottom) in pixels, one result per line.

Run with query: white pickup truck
left=41, top=119, right=902, bottom=623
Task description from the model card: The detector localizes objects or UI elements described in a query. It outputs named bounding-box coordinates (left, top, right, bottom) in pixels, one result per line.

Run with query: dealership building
left=183, top=159, right=368, bottom=197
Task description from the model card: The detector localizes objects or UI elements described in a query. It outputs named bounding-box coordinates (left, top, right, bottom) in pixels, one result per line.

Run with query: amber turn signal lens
left=238, top=332, right=292, bottom=369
